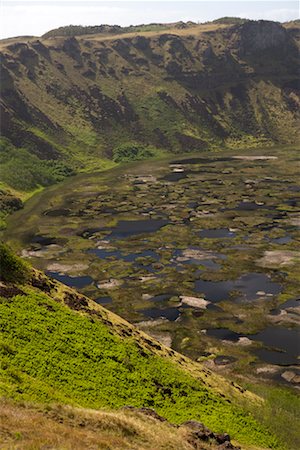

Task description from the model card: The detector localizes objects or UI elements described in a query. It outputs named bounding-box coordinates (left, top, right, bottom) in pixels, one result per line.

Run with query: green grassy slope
left=0, top=245, right=284, bottom=449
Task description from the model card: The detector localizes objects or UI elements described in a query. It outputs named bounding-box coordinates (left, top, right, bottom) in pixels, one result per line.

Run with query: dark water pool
left=234, top=273, right=281, bottom=302
left=46, top=271, right=94, bottom=288
left=31, top=235, right=58, bottom=246
left=270, top=298, right=300, bottom=315
left=139, top=307, right=180, bottom=321
left=205, top=325, right=300, bottom=366
left=95, top=296, right=112, bottom=305
left=107, top=219, right=169, bottom=239
left=285, top=198, right=300, bottom=207
left=195, top=273, right=281, bottom=303
left=162, top=172, right=189, bottom=182
left=249, top=327, right=300, bottom=366
left=271, top=236, right=292, bottom=244
left=236, top=201, right=271, bottom=211
left=206, top=328, right=241, bottom=342
left=195, top=279, right=234, bottom=302
left=150, top=293, right=178, bottom=302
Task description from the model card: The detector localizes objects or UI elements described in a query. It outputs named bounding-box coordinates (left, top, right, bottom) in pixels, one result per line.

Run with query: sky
left=0, top=0, right=299, bottom=39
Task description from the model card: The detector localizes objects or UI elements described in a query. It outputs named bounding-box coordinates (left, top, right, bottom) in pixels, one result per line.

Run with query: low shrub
left=0, top=244, right=30, bottom=283
left=112, top=142, right=155, bottom=162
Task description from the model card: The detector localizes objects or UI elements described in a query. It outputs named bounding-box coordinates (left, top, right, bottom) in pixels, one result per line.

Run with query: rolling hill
left=0, top=20, right=299, bottom=210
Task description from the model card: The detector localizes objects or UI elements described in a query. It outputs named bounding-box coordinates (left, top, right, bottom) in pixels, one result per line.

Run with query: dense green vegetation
left=246, top=383, right=300, bottom=450
left=112, top=142, right=157, bottom=162
left=211, top=17, right=248, bottom=24
left=0, top=243, right=30, bottom=283
left=0, top=139, right=73, bottom=192
left=0, top=138, right=74, bottom=228
left=42, top=22, right=181, bottom=38
left=0, top=286, right=279, bottom=448
left=43, top=24, right=122, bottom=38
left=0, top=189, right=23, bottom=231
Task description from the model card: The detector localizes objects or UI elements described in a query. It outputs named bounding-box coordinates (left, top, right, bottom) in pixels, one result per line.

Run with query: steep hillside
left=0, top=20, right=299, bottom=204
left=0, top=244, right=293, bottom=449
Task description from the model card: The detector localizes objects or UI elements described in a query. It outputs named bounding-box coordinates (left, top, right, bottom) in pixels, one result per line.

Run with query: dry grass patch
left=0, top=399, right=202, bottom=450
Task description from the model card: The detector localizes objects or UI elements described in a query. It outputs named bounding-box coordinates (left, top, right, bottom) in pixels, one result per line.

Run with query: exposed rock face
left=180, top=420, right=241, bottom=449
left=237, top=20, right=289, bottom=54
left=0, top=20, right=299, bottom=178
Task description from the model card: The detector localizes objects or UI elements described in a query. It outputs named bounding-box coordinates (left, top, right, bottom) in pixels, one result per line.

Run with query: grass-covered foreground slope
left=0, top=244, right=291, bottom=449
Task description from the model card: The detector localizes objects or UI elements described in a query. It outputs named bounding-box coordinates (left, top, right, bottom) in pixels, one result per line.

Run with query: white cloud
left=265, top=8, right=299, bottom=21
left=1, top=4, right=129, bottom=37
left=238, top=7, right=299, bottom=21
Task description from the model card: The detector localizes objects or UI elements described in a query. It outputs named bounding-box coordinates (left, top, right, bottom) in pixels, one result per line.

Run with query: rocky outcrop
left=182, top=420, right=241, bottom=449
left=237, top=20, right=289, bottom=54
